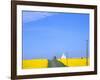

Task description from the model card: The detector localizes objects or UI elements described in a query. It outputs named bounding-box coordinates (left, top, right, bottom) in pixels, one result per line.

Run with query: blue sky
left=22, top=11, right=89, bottom=60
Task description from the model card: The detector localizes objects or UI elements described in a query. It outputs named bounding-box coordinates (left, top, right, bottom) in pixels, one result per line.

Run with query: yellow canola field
left=22, top=59, right=48, bottom=69
left=58, top=58, right=89, bottom=67
left=22, top=58, right=89, bottom=69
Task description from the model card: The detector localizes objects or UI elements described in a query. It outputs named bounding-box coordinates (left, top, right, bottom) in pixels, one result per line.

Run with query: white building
left=61, top=53, right=66, bottom=59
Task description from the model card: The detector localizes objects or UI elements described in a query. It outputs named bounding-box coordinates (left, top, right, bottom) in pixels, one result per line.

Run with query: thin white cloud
left=23, top=11, right=55, bottom=23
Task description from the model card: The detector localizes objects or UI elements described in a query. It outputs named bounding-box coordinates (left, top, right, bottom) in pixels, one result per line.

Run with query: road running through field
left=48, top=59, right=66, bottom=67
